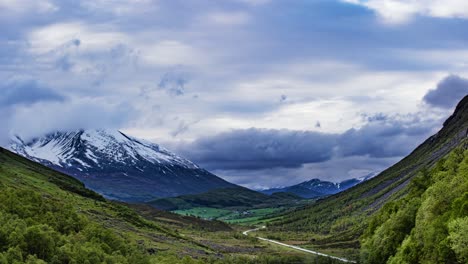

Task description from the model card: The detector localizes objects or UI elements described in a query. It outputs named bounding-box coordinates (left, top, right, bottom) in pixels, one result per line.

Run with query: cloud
left=205, top=11, right=251, bottom=26
left=27, top=22, right=129, bottom=54
left=0, top=109, right=13, bottom=145
left=176, top=128, right=339, bottom=170
left=0, top=79, right=65, bottom=144
left=79, top=0, right=157, bottom=16
left=10, top=100, right=137, bottom=140
left=0, top=79, right=64, bottom=107
left=423, top=75, right=468, bottom=109
left=214, top=156, right=399, bottom=189
left=342, top=0, right=468, bottom=24
left=140, top=41, right=206, bottom=66
left=0, top=0, right=58, bottom=14
left=176, top=113, right=437, bottom=171
left=158, top=71, right=188, bottom=96
left=1, top=0, right=466, bottom=189
left=235, top=0, right=271, bottom=5
left=169, top=118, right=202, bottom=138
left=338, top=116, right=434, bottom=158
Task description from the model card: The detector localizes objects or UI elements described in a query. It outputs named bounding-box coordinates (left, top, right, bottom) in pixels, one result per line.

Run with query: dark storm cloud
left=0, top=80, right=65, bottom=107
left=176, top=128, right=339, bottom=170
left=338, top=121, right=432, bottom=158
left=177, top=114, right=437, bottom=171
left=423, top=75, right=468, bottom=109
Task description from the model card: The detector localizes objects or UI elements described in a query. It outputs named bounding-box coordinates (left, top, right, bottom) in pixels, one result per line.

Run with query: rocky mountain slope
left=7, top=129, right=235, bottom=202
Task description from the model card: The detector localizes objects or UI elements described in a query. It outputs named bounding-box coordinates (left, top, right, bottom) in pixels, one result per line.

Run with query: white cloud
left=11, top=99, right=136, bottom=140
left=27, top=22, right=129, bottom=54
left=27, top=22, right=210, bottom=69
left=130, top=62, right=444, bottom=143
left=235, top=0, right=271, bottom=6
left=140, top=40, right=207, bottom=66
left=80, top=0, right=157, bottom=15
left=343, top=0, right=468, bottom=24
left=395, top=49, right=468, bottom=71
left=206, top=11, right=251, bottom=26
left=0, top=0, right=58, bottom=14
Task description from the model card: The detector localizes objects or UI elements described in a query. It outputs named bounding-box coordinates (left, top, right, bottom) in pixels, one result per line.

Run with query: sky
left=1, top=0, right=468, bottom=189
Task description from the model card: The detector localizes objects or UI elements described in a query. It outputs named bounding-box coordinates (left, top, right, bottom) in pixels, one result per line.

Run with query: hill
left=260, top=95, right=468, bottom=262
left=8, top=129, right=236, bottom=202
left=149, top=187, right=303, bottom=211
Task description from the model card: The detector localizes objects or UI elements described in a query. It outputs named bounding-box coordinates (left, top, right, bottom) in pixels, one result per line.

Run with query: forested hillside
left=0, top=148, right=152, bottom=263
left=361, top=145, right=468, bottom=263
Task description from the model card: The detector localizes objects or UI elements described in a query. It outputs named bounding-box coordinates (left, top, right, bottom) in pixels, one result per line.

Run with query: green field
left=173, top=207, right=283, bottom=225
left=174, top=207, right=232, bottom=219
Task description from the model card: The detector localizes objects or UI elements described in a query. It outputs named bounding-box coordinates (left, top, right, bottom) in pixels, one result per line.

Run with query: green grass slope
left=262, top=95, right=468, bottom=260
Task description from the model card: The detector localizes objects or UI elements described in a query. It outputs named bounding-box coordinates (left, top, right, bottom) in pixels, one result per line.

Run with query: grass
left=174, top=207, right=232, bottom=219
left=173, top=207, right=284, bottom=226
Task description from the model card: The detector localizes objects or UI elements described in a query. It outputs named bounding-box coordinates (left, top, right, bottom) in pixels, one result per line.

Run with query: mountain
left=262, top=95, right=468, bottom=262
left=7, top=129, right=236, bottom=202
left=260, top=175, right=374, bottom=198
left=149, top=187, right=303, bottom=211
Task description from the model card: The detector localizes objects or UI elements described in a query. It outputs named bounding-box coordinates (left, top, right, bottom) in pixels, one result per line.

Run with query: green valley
left=149, top=187, right=308, bottom=225
left=0, top=147, right=341, bottom=263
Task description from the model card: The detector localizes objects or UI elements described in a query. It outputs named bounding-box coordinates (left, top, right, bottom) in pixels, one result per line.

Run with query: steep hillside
left=8, top=129, right=235, bottom=202
left=360, top=145, right=468, bottom=263
left=261, top=95, right=468, bottom=261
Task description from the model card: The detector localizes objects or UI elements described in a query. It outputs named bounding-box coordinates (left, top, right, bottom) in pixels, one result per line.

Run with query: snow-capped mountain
left=8, top=130, right=235, bottom=202
left=260, top=174, right=375, bottom=198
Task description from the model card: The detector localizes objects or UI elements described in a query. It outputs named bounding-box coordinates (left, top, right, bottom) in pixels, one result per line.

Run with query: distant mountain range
left=8, top=129, right=235, bottom=202
left=260, top=174, right=375, bottom=198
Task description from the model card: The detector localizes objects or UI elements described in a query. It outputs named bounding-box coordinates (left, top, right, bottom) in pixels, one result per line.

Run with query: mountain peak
left=8, top=129, right=235, bottom=202
left=443, top=95, right=468, bottom=127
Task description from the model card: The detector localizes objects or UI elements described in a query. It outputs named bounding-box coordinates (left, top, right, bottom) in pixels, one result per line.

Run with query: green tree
left=448, top=217, right=468, bottom=263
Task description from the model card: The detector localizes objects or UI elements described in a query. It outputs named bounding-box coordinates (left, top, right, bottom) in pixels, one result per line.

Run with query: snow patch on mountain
left=6, top=129, right=234, bottom=202
left=9, top=129, right=198, bottom=170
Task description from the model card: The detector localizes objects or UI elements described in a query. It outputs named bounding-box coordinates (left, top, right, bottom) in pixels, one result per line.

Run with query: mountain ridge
left=7, top=129, right=236, bottom=202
